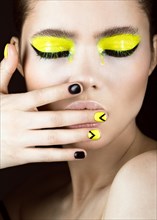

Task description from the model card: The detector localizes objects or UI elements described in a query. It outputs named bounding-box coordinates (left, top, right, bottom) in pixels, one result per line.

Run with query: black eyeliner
left=102, top=44, right=139, bottom=58
left=31, top=44, right=70, bottom=59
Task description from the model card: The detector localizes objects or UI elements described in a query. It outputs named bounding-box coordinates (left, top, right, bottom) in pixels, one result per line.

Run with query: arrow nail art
left=94, top=112, right=107, bottom=122
left=88, top=129, right=101, bottom=140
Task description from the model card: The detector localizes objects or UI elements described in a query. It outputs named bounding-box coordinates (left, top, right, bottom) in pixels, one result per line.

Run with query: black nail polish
left=74, top=151, right=85, bottom=159
left=68, top=84, right=81, bottom=94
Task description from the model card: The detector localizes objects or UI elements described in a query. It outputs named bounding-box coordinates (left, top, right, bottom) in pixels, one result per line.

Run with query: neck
left=67, top=122, right=144, bottom=203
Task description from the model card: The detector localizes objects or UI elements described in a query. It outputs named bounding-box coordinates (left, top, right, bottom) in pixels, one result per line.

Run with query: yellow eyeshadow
left=31, top=36, right=75, bottom=55
left=97, top=34, right=141, bottom=54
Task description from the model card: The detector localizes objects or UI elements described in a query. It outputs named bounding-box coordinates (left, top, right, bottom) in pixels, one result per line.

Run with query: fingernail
left=74, top=151, right=85, bottom=159
left=4, top=44, right=8, bottom=59
left=88, top=129, right=101, bottom=140
left=94, top=111, right=107, bottom=122
left=68, top=84, right=81, bottom=94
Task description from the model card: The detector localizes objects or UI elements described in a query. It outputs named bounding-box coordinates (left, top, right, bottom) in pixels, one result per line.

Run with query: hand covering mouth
left=64, top=101, right=107, bottom=129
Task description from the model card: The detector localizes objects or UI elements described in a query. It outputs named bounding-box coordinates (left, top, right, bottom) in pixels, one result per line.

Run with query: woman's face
left=19, top=0, right=155, bottom=149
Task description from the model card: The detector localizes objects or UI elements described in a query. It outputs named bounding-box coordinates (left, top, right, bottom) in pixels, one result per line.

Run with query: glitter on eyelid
left=31, top=36, right=75, bottom=60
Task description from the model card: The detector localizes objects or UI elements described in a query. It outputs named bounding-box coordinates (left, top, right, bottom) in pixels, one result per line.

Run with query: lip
left=65, top=100, right=105, bottom=110
left=65, top=101, right=106, bottom=129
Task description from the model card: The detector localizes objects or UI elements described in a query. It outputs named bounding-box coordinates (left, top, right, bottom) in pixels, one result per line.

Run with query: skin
left=0, top=0, right=157, bottom=219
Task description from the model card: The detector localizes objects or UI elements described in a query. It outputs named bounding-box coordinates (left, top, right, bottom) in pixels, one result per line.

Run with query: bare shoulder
left=104, top=150, right=157, bottom=220
left=121, top=149, right=157, bottom=175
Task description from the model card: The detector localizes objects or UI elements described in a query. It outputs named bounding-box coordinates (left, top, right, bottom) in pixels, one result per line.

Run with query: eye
left=31, top=45, right=70, bottom=59
left=97, top=34, right=141, bottom=59
left=102, top=45, right=139, bottom=58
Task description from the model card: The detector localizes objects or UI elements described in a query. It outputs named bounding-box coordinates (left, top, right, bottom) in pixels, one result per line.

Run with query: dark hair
left=138, top=0, right=157, bottom=37
left=13, top=0, right=157, bottom=38
left=13, top=0, right=35, bottom=37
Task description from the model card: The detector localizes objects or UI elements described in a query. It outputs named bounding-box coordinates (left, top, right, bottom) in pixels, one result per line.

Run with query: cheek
left=120, top=51, right=150, bottom=103
left=107, top=46, right=151, bottom=122
left=23, top=49, right=71, bottom=91
left=117, top=63, right=148, bottom=110
left=96, top=45, right=152, bottom=145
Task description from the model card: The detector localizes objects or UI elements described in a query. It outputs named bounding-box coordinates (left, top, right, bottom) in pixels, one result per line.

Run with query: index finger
left=17, top=83, right=83, bottom=110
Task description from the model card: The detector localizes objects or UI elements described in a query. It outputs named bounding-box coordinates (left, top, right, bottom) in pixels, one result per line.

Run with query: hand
left=0, top=44, right=95, bottom=169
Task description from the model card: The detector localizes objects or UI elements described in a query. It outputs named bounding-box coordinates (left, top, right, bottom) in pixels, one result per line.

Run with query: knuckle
left=34, top=87, right=53, bottom=103
left=35, top=88, right=45, bottom=100
left=47, top=131, right=57, bottom=144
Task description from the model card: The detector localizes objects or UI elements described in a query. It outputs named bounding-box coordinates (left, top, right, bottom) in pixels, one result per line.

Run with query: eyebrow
left=32, top=29, right=76, bottom=38
left=94, top=26, right=139, bottom=38
left=31, top=26, right=139, bottom=39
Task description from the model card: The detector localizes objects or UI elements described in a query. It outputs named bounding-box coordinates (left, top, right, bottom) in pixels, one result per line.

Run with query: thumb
left=0, top=44, right=18, bottom=94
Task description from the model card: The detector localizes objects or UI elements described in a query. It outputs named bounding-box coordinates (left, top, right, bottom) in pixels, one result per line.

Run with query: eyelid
left=97, top=34, right=141, bottom=54
left=31, top=36, right=75, bottom=54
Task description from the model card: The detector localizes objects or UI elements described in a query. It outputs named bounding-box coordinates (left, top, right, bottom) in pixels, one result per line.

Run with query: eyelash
left=31, top=45, right=70, bottom=59
left=32, top=44, right=139, bottom=60
left=102, top=45, right=139, bottom=58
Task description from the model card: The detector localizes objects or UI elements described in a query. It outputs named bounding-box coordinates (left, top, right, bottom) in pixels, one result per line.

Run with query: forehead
left=23, top=0, right=148, bottom=37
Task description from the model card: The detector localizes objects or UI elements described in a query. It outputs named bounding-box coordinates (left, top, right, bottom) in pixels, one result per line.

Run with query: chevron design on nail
left=94, top=112, right=107, bottom=122
left=89, top=131, right=95, bottom=139
left=100, top=113, right=107, bottom=121
left=88, top=129, right=101, bottom=140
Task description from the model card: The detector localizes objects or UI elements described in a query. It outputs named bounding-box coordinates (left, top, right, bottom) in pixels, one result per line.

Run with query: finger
left=24, top=110, right=107, bottom=129
left=22, top=128, right=99, bottom=147
left=0, top=44, right=18, bottom=93
left=23, top=148, right=87, bottom=163
left=16, top=83, right=83, bottom=110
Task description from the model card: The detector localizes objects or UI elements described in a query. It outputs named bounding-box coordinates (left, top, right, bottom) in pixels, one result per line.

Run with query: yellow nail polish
left=88, top=129, right=101, bottom=140
left=4, top=44, right=8, bottom=59
left=94, top=112, right=107, bottom=122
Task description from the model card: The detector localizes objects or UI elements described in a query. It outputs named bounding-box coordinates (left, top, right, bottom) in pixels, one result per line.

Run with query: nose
left=68, top=45, right=103, bottom=91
